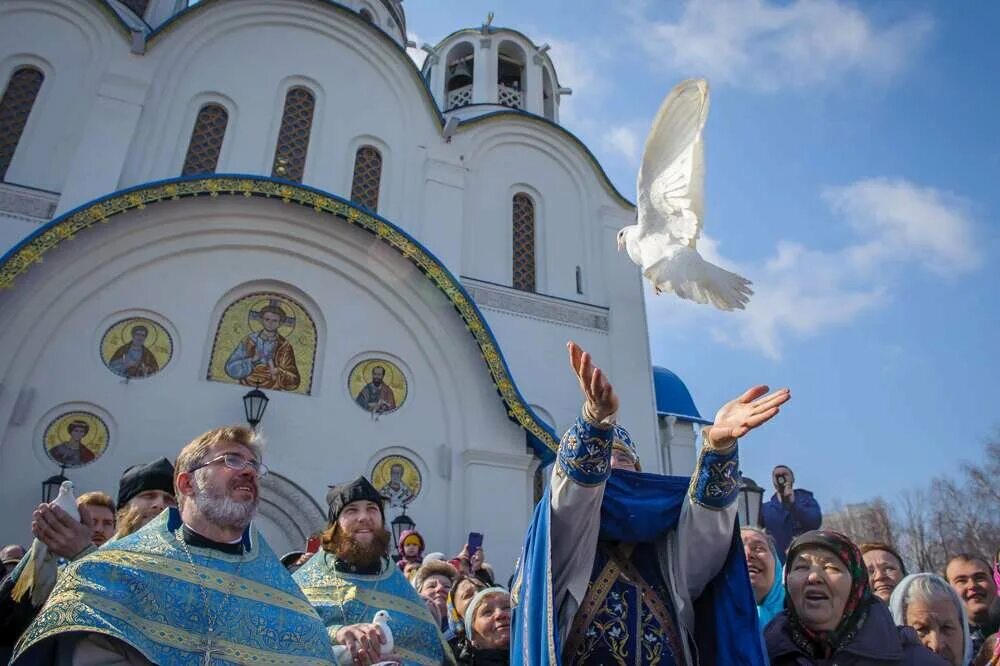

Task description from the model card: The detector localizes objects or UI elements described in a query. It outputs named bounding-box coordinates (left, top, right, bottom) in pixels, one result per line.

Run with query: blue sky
left=407, top=0, right=999, bottom=509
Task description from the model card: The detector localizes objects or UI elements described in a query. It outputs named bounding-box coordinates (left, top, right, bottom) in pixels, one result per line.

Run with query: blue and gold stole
left=12, top=509, right=335, bottom=665
left=294, top=552, right=455, bottom=666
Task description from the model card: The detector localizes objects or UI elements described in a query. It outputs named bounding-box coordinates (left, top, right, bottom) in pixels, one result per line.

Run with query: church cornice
left=0, top=174, right=559, bottom=461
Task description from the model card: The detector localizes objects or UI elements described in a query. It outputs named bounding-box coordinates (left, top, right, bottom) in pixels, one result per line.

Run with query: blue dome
left=652, top=366, right=711, bottom=425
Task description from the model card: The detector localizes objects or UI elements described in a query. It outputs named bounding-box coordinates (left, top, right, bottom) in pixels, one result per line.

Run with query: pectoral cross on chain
left=202, top=630, right=218, bottom=665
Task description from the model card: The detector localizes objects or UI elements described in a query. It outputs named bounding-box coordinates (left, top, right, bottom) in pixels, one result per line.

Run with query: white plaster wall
left=0, top=0, right=661, bottom=573
left=0, top=198, right=529, bottom=581
left=0, top=0, right=115, bottom=193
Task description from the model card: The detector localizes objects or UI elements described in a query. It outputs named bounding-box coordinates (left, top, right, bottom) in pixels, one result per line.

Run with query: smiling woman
left=764, top=529, right=950, bottom=665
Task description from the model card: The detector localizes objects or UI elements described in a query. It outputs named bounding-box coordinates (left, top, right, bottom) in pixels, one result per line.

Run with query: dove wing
left=636, top=79, right=709, bottom=246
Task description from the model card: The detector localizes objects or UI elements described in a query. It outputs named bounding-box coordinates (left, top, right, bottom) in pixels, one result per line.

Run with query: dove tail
left=10, top=549, right=36, bottom=603
left=646, top=255, right=753, bottom=311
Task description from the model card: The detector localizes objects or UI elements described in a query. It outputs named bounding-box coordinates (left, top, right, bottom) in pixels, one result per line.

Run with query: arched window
left=271, top=87, right=315, bottom=183
left=121, top=0, right=150, bottom=18
left=512, top=192, right=535, bottom=292
left=445, top=43, right=474, bottom=110
left=181, top=103, right=228, bottom=176
left=497, top=41, right=526, bottom=110
left=350, top=145, right=382, bottom=212
left=0, top=67, right=45, bottom=181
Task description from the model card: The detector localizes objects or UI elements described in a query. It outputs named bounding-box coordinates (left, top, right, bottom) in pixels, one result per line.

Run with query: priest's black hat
left=326, top=476, right=384, bottom=523
left=117, top=457, right=175, bottom=509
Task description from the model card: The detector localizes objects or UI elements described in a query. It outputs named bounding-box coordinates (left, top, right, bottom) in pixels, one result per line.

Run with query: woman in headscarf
left=455, top=587, right=510, bottom=665
left=446, top=574, right=489, bottom=652
left=742, top=526, right=785, bottom=633
left=889, top=573, right=972, bottom=666
left=765, top=529, right=949, bottom=665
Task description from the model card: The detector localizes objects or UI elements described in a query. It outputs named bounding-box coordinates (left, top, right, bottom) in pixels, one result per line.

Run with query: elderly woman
left=446, top=574, right=489, bottom=651
left=413, top=559, right=458, bottom=632
left=889, top=573, right=972, bottom=666
left=455, top=587, right=511, bottom=665
left=765, top=530, right=949, bottom=665
left=742, top=526, right=785, bottom=633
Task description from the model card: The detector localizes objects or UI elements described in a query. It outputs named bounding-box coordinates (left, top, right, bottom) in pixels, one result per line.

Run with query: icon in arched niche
left=43, top=411, right=109, bottom=468
left=101, top=317, right=173, bottom=380
left=349, top=358, right=407, bottom=415
left=207, top=292, right=317, bottom=395
left=372, top=455, right=421, bottom=509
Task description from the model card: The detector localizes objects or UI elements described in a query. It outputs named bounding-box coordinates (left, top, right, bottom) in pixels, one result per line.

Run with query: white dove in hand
left=12, top=481, right=79, bottom=605
left=372, top=610, right=394, bottom=656
left=618, top=78, right=753, bottom=311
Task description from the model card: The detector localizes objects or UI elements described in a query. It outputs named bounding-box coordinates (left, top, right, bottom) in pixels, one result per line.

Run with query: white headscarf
left=888, top=573, right=973, bottom=666
left=463, top=587, right=510, bottom=644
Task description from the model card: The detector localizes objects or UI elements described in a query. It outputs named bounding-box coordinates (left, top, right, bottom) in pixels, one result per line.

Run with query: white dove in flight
left=617, top=78, right=753, bottom=311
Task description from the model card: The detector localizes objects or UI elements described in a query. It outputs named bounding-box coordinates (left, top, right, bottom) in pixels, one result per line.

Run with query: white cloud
left=823, top=178, right=981, bottom=275
left=537, top=36, right=608, bottom=126
left=601, top=125, right=641, bottom=163
left=629, top=0, right=933, bottom=91
left=406, top=32, right=427, bottom=68
left=646, top=177, right=979, bottom=360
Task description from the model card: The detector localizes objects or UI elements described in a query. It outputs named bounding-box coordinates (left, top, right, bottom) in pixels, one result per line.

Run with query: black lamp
left=737, top=476, right=764, bottom=527
left=42, top=466, right=69, bottom=504
left=242, top=383, right=269, bottom=430
left=390, top=511, right=416, bottom=554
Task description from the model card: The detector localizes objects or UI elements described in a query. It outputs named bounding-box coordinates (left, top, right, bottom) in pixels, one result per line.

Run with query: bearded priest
left=11, top=425, right=335, bottom=665
left=294, top=477, right=455, bottom=666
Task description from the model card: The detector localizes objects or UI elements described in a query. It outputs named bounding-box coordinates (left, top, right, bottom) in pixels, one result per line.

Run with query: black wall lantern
left=390, top=511, right=416, bottom=554
left=737, top=476, right=764, bottom=528
left=42, top=466, right=69, bottom=504
left=242, top=383, right=269, bottom=430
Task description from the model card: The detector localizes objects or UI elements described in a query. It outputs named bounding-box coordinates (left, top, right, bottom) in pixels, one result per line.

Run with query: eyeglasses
left=189, top=453, right=269, bottom=478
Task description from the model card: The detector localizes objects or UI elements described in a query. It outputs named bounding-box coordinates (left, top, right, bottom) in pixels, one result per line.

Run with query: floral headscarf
left=784, top=529, right=873, bottom=659
left=446, top=575, right=488, bottom=641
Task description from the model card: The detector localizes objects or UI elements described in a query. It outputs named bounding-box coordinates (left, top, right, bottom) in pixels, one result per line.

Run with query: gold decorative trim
left=93, top=548, right=315, bottom=616
left=27, top=590, right=332, bottom=665
left=0, top=176, right=558, bottom=454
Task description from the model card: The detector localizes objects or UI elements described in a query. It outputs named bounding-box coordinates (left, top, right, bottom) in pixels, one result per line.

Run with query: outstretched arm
left=549, top=342, right=619, bottom=630
left=668, top=385, right=791, bottom=608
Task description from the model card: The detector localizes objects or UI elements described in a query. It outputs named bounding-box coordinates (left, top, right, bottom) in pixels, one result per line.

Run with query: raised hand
left=567, top=341, right=619, bottom=423
left=707, top=385, right=790, bottom=450
left=32, top=503, right=93, bottom=559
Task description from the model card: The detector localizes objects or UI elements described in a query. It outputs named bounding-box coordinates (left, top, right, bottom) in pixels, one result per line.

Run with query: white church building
left=0, top=0, right=711, bottom=578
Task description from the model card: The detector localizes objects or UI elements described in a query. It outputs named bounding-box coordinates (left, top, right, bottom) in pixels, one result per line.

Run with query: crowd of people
left=0, top=340, right=994, bottom=665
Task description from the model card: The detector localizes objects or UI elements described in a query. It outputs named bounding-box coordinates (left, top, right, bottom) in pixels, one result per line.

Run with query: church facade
left=0, top=0, right=706, bottom=578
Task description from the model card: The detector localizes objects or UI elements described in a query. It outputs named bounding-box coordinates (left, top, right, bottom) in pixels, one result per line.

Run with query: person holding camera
left=762, top=464, right=822, bottom=563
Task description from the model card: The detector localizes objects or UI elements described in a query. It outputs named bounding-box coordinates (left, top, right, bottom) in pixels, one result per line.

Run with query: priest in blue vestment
left=294, top=476, right=455, bottom=666
left=12, top=425, right=335, bottom=665
left=512, top=342, right=791, bottom=665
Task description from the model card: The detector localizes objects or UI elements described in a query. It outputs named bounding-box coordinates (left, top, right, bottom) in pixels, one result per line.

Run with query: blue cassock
left=511, top=444, right=765, bottom=665
left=11, top=508, right=335, bottom=665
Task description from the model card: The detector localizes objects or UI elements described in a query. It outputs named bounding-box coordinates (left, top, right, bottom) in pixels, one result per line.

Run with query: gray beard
left=192, top=469, right=258, bottom=531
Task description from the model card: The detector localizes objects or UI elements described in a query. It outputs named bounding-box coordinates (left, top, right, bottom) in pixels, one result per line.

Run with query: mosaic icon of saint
left=224, top=300, right=301, bottom=391
left=378, top=462, right=415, bottom=508
left=354, top=365, right=397, bottom=414
left=48, top=420, right=98, bottom=467
left=107, top=325, right=160, bottom=379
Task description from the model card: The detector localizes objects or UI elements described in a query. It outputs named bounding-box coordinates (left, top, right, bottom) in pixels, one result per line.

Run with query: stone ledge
left=0, top=183, right=59, bottom=223
left=462, top=277, right=609, bottom=332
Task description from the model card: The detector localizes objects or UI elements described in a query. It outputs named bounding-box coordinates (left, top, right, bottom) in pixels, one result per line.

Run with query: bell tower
left=422, top=16, right=570, bottom=123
